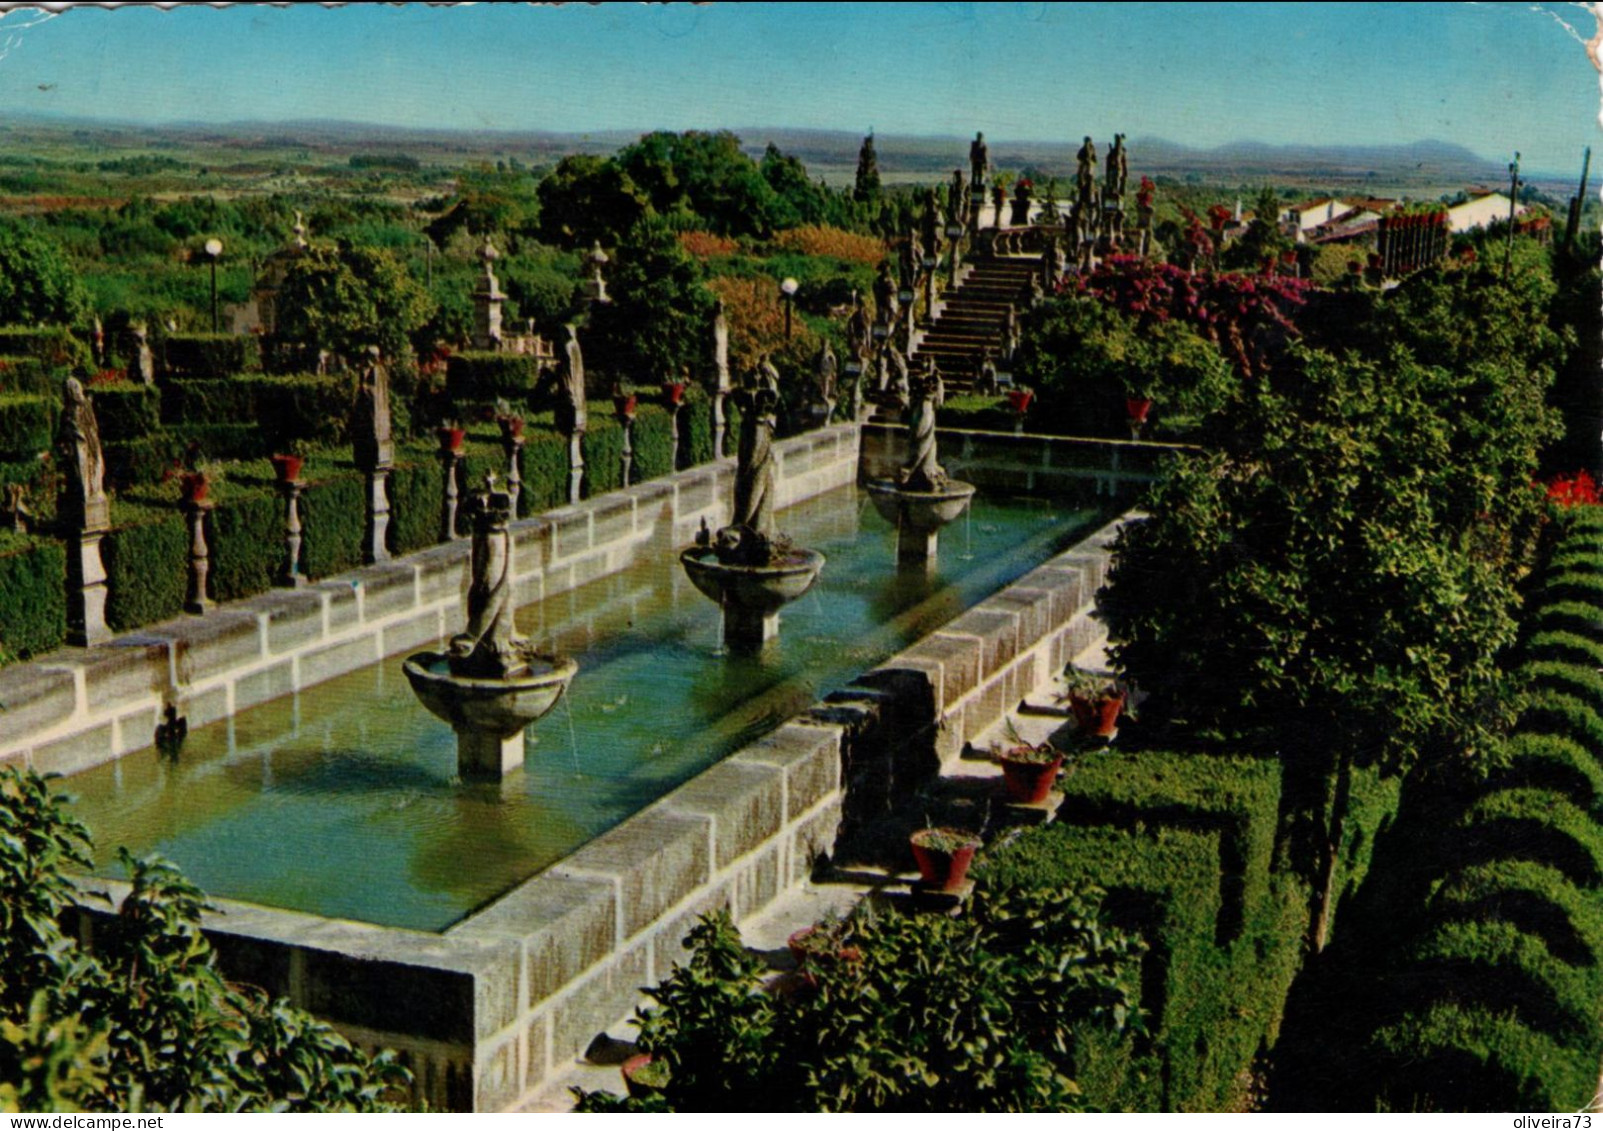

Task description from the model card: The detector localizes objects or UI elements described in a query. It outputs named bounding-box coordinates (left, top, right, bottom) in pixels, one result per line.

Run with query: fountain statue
left=680, top=362, right=825, bottom=652
left=866, top=361, right=975, bottom=570
left=404, top=477, right=577, bottom=779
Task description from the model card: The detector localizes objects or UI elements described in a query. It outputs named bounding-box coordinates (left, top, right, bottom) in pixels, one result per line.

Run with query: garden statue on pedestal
left=969, top=131, right=989, bottom=190
left=57, top=377, right=111, bottom=645
left=812, top=339, right=837, bottom=425
left=556, top=324, right=587, bottom=502
left=404, top=476, right=577, bottom=779
left=874, top=260, right=899, bottom=324
left=680, top=363, right=825, bottom=651
left=866, top=358, right=975, bottom=570
left=353, top=345, right=394, bottom=563
left=901, top=362, right=948, bottom=493
left=711, top=298, right=732, bottom=459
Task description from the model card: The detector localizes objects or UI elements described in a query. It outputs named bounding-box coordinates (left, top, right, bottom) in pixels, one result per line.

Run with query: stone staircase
left=909, top=255, right=1039, bottom=395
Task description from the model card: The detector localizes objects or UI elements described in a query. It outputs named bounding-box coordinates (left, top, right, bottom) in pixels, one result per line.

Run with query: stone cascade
left=908, top=256, right=1041, bottom=396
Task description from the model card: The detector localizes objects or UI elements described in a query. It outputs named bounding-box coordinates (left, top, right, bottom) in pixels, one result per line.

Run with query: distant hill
left=1, top=110, right=1514, bottom=190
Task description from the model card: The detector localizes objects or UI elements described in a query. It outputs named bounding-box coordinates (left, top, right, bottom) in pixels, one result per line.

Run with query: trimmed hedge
left=0, top=394, right=55, bottom=461
left=444, top=351, right=543, bottom=402
left=0, top=325, right=89, bottom=370
left=161, top=374, right=355, bottom=449
left=102, top=502, right=188, bottom=631
left=89, top=381, right=160, bottom=443
left=0, top=530, right=65, bottom=663
left=978, top=749, right=1306, bottom=1112
left=1523, top=629, right=1603, bottom=669
left=0, top=354, right=61, bottom=396
left=1525, top=600, right=1603, bottom=644
left=159, top=332, right=260, bottom=379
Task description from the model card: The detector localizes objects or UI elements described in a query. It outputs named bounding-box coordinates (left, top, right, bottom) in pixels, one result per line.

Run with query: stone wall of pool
left=0, top=424, right=859, bottom=777
left=13, top=420, right=1150, bottom=1111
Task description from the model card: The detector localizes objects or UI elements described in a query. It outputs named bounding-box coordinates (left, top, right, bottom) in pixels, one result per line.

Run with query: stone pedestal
left=277, top=479, right=306, bottom=588
left=566, top=431, right=585, bottom=505
left=182, top=500, right=214, bottom=615
left=363, top=469, right=391, bottom=563
left=897, top=528, right=941, bottom=570
left=618, top=416, right=634, bottom=489
left=64, top=531, right=111, bottom=647
left=712, top=392, right=729, bottom=461
left=439, top=451, right=463, bottom=542
left=723, top=604, right=780, bottom=650
left=503, top=437, right=524, bottom=517
left=457, top=726, right=526, bottom=779
left=667, top=404, right=683, bottom=471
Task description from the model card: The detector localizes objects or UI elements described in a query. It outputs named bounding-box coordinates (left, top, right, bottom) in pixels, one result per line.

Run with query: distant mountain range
left=2, top=110, right=1538, bottom=189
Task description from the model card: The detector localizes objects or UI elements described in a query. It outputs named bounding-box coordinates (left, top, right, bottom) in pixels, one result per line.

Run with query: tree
left=0, top=767, right=406, bottom=1112
left=272, top=240, right=433, bottom=363
left=0, top=218, right=88, bottom=327
left=591, top=216, right=716, bottom=383
left=853, top=133, right=881, bottom=204
left=615, top=131, right=783, bottom=237
left=535, top=155, right=648, bottom=250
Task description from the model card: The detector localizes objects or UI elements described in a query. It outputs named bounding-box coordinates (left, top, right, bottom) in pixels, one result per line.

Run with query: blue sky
left=0, top=2, right=1595, bottom=175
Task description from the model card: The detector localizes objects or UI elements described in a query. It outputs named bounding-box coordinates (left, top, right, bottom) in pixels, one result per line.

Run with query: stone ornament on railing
left=56, top=377, right=112, bottom=645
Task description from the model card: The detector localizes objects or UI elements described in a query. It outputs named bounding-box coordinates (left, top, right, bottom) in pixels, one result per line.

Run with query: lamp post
left=204, top=238, right=223, bottom=333
left=780, top=277, right=798, bottom=340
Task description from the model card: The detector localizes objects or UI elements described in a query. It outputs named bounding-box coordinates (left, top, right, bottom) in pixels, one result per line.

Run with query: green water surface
left=62, top=486, right=1104, bottom=931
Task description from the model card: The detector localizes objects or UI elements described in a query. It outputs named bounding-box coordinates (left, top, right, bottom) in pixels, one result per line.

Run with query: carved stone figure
left=969, top=131, right=989, bottom=189
left=130, top=324, right=155, bottom=385
left=901, top=361, right=947, bottom=492
left=352, top=345, right=393, bottom=472
left=920, top=189, right=942, bottom=260
left=845, top=291, right=873, bottom=367
left=1076, top=136, right=1098, bottom=202
left=448, top=479, right=525, bottom=680
left=873, top=260, right=899, bottom=324
left=1105, top=133, right=1128, bottom=201
left=813, top=340, right=838, bottom=405
left=730, top=361, right=781, bottom=540
left=887, top=345, right=911, bottom=406
left=555, top=324, right=587, bottom=436
left=56, top=377, right=107, bottom=531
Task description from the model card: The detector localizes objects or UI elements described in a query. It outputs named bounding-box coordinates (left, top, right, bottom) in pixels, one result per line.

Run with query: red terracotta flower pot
left=497, top=415, right=524, bottom=441
left=613, top=393, right=638, bottom=419
left=661, top=382, right=687, bottom=406
left=909, top=829, right=981, bottom=892
left=179, top=472, right=209, bottom=504
left=997, top=749, right=1065, bottom=805
left=436, top=426, right=465, bottom=453
left=620, top=1053, right=668, bottom=1098
left=270, top=454, right=303, bottom=483
left=1006, top=389, right=1033, bottom=414
left=1125, top=397, right=1153, bottom=425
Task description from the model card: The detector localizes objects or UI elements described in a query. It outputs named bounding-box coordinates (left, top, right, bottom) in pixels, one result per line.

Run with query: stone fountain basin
left=403, top=652, right=577, bottom=739
left=865, top=479, right=977, bottom=533
left=679, top=547, right=825, bottom=615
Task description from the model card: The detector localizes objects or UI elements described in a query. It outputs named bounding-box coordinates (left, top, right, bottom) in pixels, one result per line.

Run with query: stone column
left=438, top=434, right=464, bottom=542
left=503, top=434, right=524, bottom=518
left=182, top=500, right=213, bottom=615
left=364, top=470, right=391, bottom=563
left=566, top=431, right=585, bottom=505
left=277, top=478, right=306, bottom=588
left=667, top=401, right=683, bottom=471
left=65, top=525, right=111, bottom=647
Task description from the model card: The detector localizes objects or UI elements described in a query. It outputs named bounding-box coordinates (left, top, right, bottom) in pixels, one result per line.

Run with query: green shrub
left=161, top=374, right=355, bottom=450
left=518, top=430, right=569, bottom=516
left=386, top=458, right=440, bottom=555
left=575, top=891, right=1144, bottom=1113
left=0, top=394, right=55, bottom=461
left=684, top=393, right=715, bottom=467
left=1454, top=788, right=1603, bottom=887
left=159, top=332, right=260, bottom=379
left=87, top=381, right=159, bottom=443
left=209, top=488, right=282, bottom=602
left=0, top=326, right=89, bottom=370
left=1523, top=630, right=1603, bottom=669
left=0, top=355, right=60, bottom=396
left=296, top=463, right=365, bottom=580
left=581, top=414, right=624, bottom=497
left=1540, top=550, right=1603, bottom=578
left=0, top=766, right=408, bottom=1111
left=1519, top=661, right=1603, bottom=716
left=1516, top=689, right=1603, bottom=756
left=0, top=531, right=65, bottom=663
left=1490, top=734, right=1603, bottom=811
left=1430, top=859, right=1603, bottom=971
left=444, top=351, right=542, bottom=403
left=1524, top=600, right=1603, bottom=645
left=102, top=504, right=187, bottom=630
left=1537, top=570, right=1603, bottom=608
left=976, top=748, right=1308, bottom=1113
left=632, top=403, right=675, bottom=480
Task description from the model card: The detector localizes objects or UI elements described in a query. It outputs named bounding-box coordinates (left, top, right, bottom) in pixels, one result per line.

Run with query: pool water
left=62, top=486, right=1104, bottom=931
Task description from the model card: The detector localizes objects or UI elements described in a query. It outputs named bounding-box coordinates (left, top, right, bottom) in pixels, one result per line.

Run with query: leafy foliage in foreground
left=574, top=890, right=1143, bottom=1113
left=0, top=766, right=407, bottom=1112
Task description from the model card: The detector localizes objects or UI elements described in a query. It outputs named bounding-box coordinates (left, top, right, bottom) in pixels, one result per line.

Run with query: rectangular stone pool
left=60, top=485, right=1107, bottom=931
